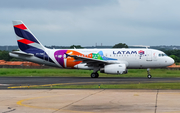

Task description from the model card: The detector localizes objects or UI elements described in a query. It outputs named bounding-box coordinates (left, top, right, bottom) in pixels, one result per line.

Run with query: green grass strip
left=0, top=68, right=180, bottom=78
left=30, top=82, right=180, bottom=90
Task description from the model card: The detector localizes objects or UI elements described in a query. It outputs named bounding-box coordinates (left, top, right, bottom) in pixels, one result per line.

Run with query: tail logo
left=17, top=39, right=34, bottom=45
left=14, top=24, right=27, bottom=30
left=13, top=20, right=55, bottom=64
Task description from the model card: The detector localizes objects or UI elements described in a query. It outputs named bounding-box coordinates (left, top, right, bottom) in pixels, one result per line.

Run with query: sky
left=1, top=0, right=180, bottom=46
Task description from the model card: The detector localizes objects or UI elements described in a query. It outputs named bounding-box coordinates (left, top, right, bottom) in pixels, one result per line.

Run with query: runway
left=1, top=77, right=180, bottom=89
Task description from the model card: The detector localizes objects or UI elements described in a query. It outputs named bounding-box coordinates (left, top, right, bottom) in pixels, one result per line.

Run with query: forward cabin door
left=146, top=50, right=152, bottom=61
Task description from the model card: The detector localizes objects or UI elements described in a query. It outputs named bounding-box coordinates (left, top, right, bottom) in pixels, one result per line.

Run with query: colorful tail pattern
left=13, top=20, right=54, bottom=63
left=13, top=21, right=45, bottom=53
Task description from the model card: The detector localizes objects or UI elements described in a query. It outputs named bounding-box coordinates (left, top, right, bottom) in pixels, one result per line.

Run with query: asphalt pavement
left=0, top=77, right=180, bottom=89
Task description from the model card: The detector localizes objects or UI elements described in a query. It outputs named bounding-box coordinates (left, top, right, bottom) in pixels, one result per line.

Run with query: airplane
left=9, top=20, right=174, bottom=79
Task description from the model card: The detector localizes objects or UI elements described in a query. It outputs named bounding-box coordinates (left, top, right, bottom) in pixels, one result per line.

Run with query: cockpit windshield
left=159, top=53, right=167, bottom=57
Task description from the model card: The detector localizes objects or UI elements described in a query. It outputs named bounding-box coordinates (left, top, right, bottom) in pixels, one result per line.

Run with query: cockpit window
left=159, top=53, right=167, bottom=57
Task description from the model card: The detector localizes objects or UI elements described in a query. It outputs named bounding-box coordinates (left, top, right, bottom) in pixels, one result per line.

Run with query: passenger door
left=146, top=50, right=152, bottom=61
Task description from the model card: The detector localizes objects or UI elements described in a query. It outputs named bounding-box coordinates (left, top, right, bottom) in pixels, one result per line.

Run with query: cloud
left=0, top=0, right=115, bottom=11
left=0, top=0, right=180, bottom=46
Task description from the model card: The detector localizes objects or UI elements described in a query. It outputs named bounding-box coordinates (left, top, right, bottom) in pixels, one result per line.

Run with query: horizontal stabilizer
left=10, top=51, right=34, bottom=56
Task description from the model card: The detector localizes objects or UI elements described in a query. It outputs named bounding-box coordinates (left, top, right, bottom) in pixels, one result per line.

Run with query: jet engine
left=100, top=64, right=127, bottom=74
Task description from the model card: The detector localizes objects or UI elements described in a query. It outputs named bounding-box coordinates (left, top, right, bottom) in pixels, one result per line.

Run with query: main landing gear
left=147, top=68, right=152, bottom=79
left=91, top=67, right=100, bottom=78
left=91, top=73, right=99, bottom=78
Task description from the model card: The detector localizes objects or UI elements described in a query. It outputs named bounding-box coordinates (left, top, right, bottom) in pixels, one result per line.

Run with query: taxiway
left=1, top=77, right=180, bottom=89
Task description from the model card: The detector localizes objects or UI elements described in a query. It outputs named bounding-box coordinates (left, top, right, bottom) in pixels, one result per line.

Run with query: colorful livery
left=10, top=20, right=174, bottom=78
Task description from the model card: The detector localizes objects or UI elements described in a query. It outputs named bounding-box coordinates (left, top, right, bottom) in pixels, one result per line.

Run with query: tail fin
left=12, top=20, right=45, bottom=53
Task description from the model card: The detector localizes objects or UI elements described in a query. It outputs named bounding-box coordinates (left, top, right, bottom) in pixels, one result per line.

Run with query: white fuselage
left=10, top=48, right=174, bottom=69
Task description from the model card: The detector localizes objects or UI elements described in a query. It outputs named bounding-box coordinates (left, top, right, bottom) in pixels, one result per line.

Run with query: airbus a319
left=9, top=21, right=174, bottom=79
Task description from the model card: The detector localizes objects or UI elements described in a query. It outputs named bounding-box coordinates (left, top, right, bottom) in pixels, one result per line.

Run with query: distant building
left=0, top=60, right=40, bottom=67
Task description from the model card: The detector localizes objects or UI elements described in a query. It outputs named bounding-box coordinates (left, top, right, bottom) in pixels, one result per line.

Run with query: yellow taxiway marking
left=17, top=96, right=59, bottom=110
left=9, top=83, right=71, bottom=89
left=8, top=82, right=105, bottom=89
left=17, top=95, right=94, bottom=113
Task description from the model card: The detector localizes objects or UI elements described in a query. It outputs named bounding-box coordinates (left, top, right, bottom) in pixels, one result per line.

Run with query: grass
left=4, top=68, right=180, bottom=89
left=28, top=82, right=180, bottom=89
left=0, top=68, right=180, bottom=78
left=0, top=68, right=180, bottom=77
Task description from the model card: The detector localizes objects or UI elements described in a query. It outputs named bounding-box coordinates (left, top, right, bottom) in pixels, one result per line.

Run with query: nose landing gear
left=147, top=68, right=152, bottom=79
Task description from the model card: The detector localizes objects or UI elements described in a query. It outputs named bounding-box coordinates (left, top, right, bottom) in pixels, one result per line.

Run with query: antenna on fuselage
left=131, top=45, right=150, bottom=49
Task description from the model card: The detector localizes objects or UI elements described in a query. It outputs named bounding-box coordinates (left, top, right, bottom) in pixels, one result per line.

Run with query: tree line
left=0, top=50, right=22, bottom=61
left=162, top=49, right=180, bottom=63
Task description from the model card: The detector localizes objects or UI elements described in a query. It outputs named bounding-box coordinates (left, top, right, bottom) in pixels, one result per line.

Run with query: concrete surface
left=0, top=89, right=180, bottom=113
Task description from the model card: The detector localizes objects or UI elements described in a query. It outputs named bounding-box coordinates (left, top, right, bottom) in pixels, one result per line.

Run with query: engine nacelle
left=101, top=64, right=127, bottom=74
left=74, top=63, right=93, bottom=70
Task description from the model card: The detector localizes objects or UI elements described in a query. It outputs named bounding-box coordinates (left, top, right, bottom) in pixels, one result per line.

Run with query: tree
left=170, top=55, right=180, bottom=64
left=112, top=43, right=128, bottom=48
left=0, top=50, right=11, bottom=61
left=70, top=45, right=84, bottom=49
left=163, top=50, right=180, bottom=63
left=0, top=50, right=22, bottom=61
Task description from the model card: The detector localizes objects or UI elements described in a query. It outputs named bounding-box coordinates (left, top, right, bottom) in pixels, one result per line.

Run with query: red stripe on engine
left=14, top=24, right=27, bottom=30
left=18, top=39, right=34, bottom=44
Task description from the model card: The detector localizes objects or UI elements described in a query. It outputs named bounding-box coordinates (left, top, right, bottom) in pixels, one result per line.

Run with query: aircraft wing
left=66, top=54, right=118, bottom=66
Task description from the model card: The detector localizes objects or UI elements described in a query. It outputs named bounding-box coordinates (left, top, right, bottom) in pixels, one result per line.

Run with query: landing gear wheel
left=147, top=74, right=152, bottom=79
left=91, top=73, right=96, bottom=78
left=95, top=73, right=99, bottom=78
left=91, top=73, right=99, bottom=78
left=147, top=68, right=152, bottom=79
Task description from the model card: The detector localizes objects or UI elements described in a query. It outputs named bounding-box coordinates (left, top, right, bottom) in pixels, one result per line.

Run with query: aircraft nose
left=167, top=57, right=174, bottom=66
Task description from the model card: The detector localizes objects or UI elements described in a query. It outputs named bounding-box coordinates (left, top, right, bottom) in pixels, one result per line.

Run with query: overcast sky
left=1, top=0, right=180, bottom=46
